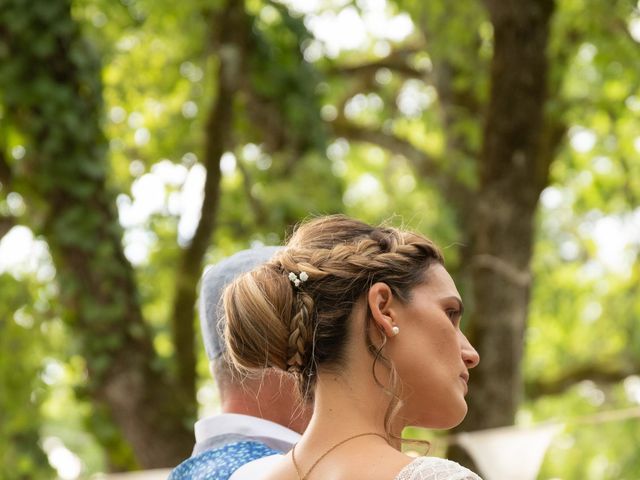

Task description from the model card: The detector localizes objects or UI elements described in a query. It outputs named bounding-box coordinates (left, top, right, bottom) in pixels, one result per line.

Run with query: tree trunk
left=0, top=0, right=193, bottom=468
left=449, top=0, right=555, bottom=466
left=0, top=149, right=16, bottom=241
left=170, top=0, right=251, bottom=420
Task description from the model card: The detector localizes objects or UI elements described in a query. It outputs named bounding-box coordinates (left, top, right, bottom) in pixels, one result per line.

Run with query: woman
left=223, top=215, right=482, bottom=480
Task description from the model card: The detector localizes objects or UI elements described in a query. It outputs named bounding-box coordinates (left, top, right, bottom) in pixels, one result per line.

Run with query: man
left=169, top=247, right=310, bottom=480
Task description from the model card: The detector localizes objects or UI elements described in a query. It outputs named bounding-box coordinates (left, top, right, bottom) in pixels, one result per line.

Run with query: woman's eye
left=446, top=309, right=461, bottom=324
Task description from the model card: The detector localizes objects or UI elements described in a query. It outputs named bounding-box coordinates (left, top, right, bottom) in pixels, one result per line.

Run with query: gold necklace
left=291, top=432, right=387, bottom=480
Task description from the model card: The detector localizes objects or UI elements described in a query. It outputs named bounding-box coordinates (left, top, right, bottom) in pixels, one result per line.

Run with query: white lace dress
left=232, top=454, right=481, bottom=480
left=394, top=457, right=482, bottom=480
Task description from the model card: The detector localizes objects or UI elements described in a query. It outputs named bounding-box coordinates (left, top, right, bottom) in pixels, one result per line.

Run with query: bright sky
left=282, top=0, right=414, bottom=57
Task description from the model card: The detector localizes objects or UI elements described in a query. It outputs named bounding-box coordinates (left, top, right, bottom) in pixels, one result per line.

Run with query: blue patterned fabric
left=168, top=441, right=279, bottom=480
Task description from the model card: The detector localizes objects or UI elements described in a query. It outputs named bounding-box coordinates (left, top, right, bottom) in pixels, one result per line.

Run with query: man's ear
left=367, top=282, right=399, bottom=338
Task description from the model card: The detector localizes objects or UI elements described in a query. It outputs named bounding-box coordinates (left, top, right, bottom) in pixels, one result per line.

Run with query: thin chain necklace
left=291, top=432, right=387, bottom=480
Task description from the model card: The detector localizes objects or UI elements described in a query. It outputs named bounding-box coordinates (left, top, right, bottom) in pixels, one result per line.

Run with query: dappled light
left=1, top=0, right=639, bottom=478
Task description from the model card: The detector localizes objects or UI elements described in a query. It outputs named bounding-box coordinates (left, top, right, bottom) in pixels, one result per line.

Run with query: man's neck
left=220, top=385, right=309, bottom=434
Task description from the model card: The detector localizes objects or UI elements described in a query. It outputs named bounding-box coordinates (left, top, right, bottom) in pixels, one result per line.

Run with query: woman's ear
left=367, top=282, right=399, bottom=338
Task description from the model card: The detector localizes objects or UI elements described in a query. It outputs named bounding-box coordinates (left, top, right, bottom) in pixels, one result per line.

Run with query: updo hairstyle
left=223, top=215, right=444, bottom=400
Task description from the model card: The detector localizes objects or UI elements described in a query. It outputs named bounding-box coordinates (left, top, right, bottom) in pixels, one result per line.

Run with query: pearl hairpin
left=288, top=271, right=309, bottom=288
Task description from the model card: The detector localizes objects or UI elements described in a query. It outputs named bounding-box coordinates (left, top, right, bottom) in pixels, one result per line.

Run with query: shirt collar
left=194, top=413, right=301, bottom=447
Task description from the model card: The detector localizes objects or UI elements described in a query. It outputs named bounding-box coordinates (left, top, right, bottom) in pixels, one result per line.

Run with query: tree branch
left=327, top=46, right=430, bottom=80
left=535, top=116, right=567, bottom=192
left=235, top=157, right=267, bottom=228
left=0, top=148, right=13, bottom=189
left=170, top=0, right=250, bottom=404
left=526, top=362, right=639, bottom=399
left=0, top=216, right=15, bottom=240
left=331, top=117, right=474, bottom=203
left=620, top=154, right=640, bottom=208
left=241, top=86, right=291, bottom=154
left=332, top=118, right=438, bottom=174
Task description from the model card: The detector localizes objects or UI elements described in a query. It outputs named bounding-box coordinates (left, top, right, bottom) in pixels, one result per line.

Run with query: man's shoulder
left=169, top=440, right=279, bottom=480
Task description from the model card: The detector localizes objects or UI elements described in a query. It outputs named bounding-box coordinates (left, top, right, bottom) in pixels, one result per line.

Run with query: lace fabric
left=394, top=457, right=483, bottom=480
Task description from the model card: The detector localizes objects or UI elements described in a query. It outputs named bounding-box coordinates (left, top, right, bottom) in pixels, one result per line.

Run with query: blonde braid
left=286, top=290, right=314, bottom=374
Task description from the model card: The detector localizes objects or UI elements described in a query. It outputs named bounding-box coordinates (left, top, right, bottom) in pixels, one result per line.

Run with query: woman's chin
left=415, top=409, right=468, bottom=430
left=440, top=404, right=469, bottom=429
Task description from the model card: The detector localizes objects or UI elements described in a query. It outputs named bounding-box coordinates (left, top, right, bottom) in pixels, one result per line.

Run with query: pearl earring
left=391, top=326, right=400, bottom=336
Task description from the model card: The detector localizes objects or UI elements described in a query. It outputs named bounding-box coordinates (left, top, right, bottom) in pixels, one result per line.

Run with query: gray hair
left=199, top=246, right=281, bottom=360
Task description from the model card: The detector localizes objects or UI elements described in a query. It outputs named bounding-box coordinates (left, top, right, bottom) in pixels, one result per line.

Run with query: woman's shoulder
left=229, top=454, right=282, bottom=480
left=394, top=456, right=482, bottom=480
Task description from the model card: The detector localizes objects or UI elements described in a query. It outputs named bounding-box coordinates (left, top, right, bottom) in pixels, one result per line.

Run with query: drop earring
left=391, top=325, right=400, bottom=336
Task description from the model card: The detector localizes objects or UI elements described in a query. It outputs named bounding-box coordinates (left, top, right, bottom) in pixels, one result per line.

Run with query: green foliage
left=2, top=0, right=640, bottom=476
left=1, top=0, right=159, bottom=470
left=247, top=3, right=327, bottom=153
left=0, top=274, right=53, bottom=479
left=0, top=0, right=137, bottom=374
left=526, top=383, right=640, bottom=479
left=524, top=4, right=640, bottom=475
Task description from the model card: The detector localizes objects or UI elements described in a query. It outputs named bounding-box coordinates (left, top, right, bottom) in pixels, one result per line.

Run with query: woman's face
left=388, top=263, right=480, bottom=429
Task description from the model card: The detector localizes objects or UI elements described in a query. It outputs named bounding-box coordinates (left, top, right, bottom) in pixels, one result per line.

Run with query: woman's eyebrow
left=442, top=295, right=464, bottom=316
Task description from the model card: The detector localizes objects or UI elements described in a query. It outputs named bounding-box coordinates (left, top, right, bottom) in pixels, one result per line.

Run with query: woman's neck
left=303, top=369, right=403, bottom=449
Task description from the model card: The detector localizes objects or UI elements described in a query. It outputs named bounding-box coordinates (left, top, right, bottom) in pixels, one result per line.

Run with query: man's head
left=199, top=246, right=311, bottom=433
left=200, top=246, right=281, bottom=362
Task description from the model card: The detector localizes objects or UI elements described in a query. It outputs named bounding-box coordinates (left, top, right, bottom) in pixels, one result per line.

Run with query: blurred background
left=1, top=0, right=639, bottom=478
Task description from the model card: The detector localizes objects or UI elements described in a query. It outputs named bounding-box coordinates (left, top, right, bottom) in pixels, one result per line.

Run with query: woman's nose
left=460, top=333, right=480, bottom=368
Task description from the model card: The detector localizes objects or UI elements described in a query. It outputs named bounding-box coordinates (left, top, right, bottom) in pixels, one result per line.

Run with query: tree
left=0, top=0, right=193, bottom=467
left=3, top=0, right=639, bottom=475
left=1, top=0, right=337, bottom=469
